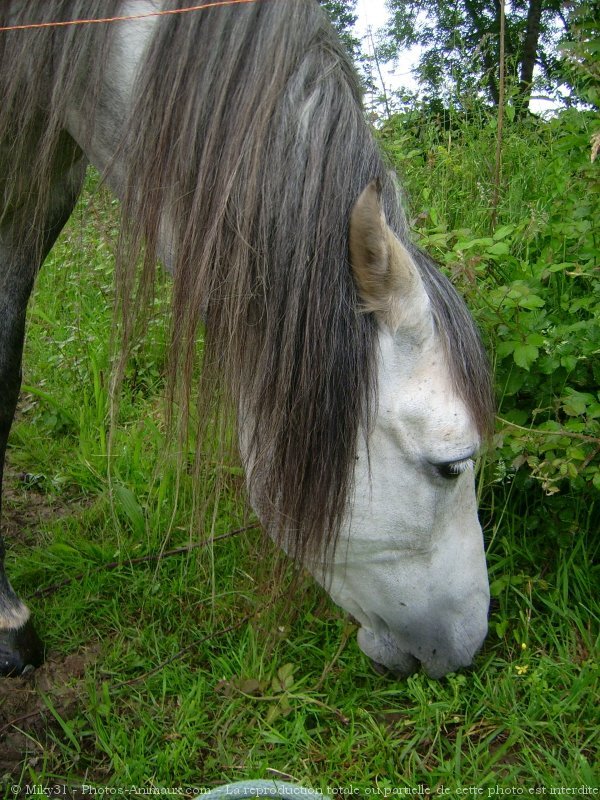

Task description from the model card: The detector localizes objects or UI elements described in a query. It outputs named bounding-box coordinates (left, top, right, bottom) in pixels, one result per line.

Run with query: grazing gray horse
left=0, top=0, right=494, bottom=678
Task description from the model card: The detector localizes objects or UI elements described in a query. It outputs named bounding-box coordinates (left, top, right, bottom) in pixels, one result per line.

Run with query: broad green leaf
left=239, top=679, right=263, bottom=695
left=517, top=295, right=545, bottom=310
left=513, top=344, right=539, bottom=370
left=492, top=225, right=516, bottom=241
left=560, top=355, right=578, bottom=372
left=496, top=340, right=518, bottom=359
left=587, top=403, right=600, bottom=419
left=486, top=241, right=510, bottom=256
left=526, top=333, right=545, bottom=347
left=503, top=371, right=526, bottom=396
left=562, top=391, right=591, bottom=417
left=113, top=484, right=145, bottom=536
left=490, top=578, right=507, bottom=597
left=277, top=663, right=295, bottom=690
left=504, top=408, right=529, bottom=426
left=454, top=237, right=494, bottom=252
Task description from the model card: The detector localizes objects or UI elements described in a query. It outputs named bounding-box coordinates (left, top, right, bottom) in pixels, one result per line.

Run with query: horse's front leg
left=0, top=234, right=45, bottom=676
left=0, top=141, right=87, bottom=676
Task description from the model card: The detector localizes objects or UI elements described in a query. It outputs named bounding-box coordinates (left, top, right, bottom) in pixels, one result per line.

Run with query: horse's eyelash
left=452, top=458, right=474, bottom=473
left=436, top=458, right=474, bottom=478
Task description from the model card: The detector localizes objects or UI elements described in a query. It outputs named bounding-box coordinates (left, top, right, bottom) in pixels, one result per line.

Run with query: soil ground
left=0, top=459, right=97, bottom=782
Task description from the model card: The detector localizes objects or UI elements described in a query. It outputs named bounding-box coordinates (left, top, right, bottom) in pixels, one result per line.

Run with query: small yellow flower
left=515, top=664, right=529, bottom=675
left=521, top=642, right=527, bottom=650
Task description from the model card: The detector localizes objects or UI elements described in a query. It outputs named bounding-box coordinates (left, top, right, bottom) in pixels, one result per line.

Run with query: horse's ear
left=349, top=181, right=430, bottom=331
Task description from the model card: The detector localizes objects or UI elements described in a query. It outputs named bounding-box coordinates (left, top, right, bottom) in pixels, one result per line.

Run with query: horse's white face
left=325, top=326, right=488, bottom=679
left=316, top=183, right=489, bottom=678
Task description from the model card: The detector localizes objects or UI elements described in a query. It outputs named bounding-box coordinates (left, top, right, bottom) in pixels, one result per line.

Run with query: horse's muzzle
left=369, top=655, right=420, bottom=678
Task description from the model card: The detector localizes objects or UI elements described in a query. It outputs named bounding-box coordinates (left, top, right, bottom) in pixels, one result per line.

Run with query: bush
left=380, top=107, right=600, bottom=537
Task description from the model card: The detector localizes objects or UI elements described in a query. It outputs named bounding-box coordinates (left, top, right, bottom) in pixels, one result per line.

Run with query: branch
left=464, top=0, right=500, bottom=104
left=112, top=612, right=257, bottom=688
left=0, top=708, right=45, bottom=738
left=367, top=26, right=391, bottom=119
left=497, top=417, right=600, bottom=444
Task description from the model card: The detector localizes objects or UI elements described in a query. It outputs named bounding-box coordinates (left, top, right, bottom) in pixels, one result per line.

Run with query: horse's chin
left=358, top=627, right=420, bottom=678
left=369, top=657, right=419, bottom=679
left=357, top=626, right=477, bottom=680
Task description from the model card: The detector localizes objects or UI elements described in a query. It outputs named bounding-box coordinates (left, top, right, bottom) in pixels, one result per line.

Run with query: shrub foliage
left=380, top=107, right=599, bottom=536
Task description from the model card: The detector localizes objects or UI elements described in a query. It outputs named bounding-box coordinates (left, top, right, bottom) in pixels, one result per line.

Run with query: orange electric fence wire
left=0, top=0, right=260, bottom=33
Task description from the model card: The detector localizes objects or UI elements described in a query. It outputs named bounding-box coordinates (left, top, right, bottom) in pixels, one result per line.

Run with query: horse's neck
left=64, top=2, right=158, bottom=198
left=63, top=2, right=178, bottom=269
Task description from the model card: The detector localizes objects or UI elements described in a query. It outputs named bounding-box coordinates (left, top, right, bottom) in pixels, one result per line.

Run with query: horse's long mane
left=0, top=1, right=494, bottom=569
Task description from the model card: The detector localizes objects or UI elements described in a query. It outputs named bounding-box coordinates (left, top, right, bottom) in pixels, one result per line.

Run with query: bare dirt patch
left=1, top=458, right=86, bottom=551
left=0, top=646, right=100, bottom=778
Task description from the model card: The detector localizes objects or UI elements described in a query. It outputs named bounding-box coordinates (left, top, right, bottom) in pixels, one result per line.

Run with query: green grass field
left=1, top=112, right=598, bottom=793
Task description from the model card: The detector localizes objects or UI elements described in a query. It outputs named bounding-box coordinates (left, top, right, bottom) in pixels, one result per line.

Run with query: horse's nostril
left=369, top=655, right=420, bottom=679
left=369, top=659, right=389, bottom=676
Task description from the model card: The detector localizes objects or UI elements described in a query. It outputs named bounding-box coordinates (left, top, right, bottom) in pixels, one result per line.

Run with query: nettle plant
left=381, top=109, right=600, bottom=506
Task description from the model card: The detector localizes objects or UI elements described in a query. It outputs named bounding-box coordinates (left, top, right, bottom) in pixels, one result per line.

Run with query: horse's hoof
left=0, top=619, right=45, bottom=676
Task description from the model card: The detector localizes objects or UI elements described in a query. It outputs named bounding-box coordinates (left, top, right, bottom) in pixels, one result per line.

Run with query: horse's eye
left=435, top=459, right=474, bottom=480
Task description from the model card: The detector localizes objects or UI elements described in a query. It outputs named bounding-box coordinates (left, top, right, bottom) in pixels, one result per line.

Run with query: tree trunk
left=518, top=0, right=543, bottom=113
left=464, top=0, right=501, bottom=105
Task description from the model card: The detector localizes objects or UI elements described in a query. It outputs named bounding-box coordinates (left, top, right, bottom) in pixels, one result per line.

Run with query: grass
left=2, top=132, right=598, bottom=793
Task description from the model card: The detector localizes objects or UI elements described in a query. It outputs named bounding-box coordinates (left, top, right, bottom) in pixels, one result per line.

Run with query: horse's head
left=322, top=181, right=490, bottom=679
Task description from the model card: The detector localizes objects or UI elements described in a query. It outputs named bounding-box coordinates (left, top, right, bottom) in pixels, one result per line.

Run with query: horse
left=0, top=0, right=495, bottom=680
